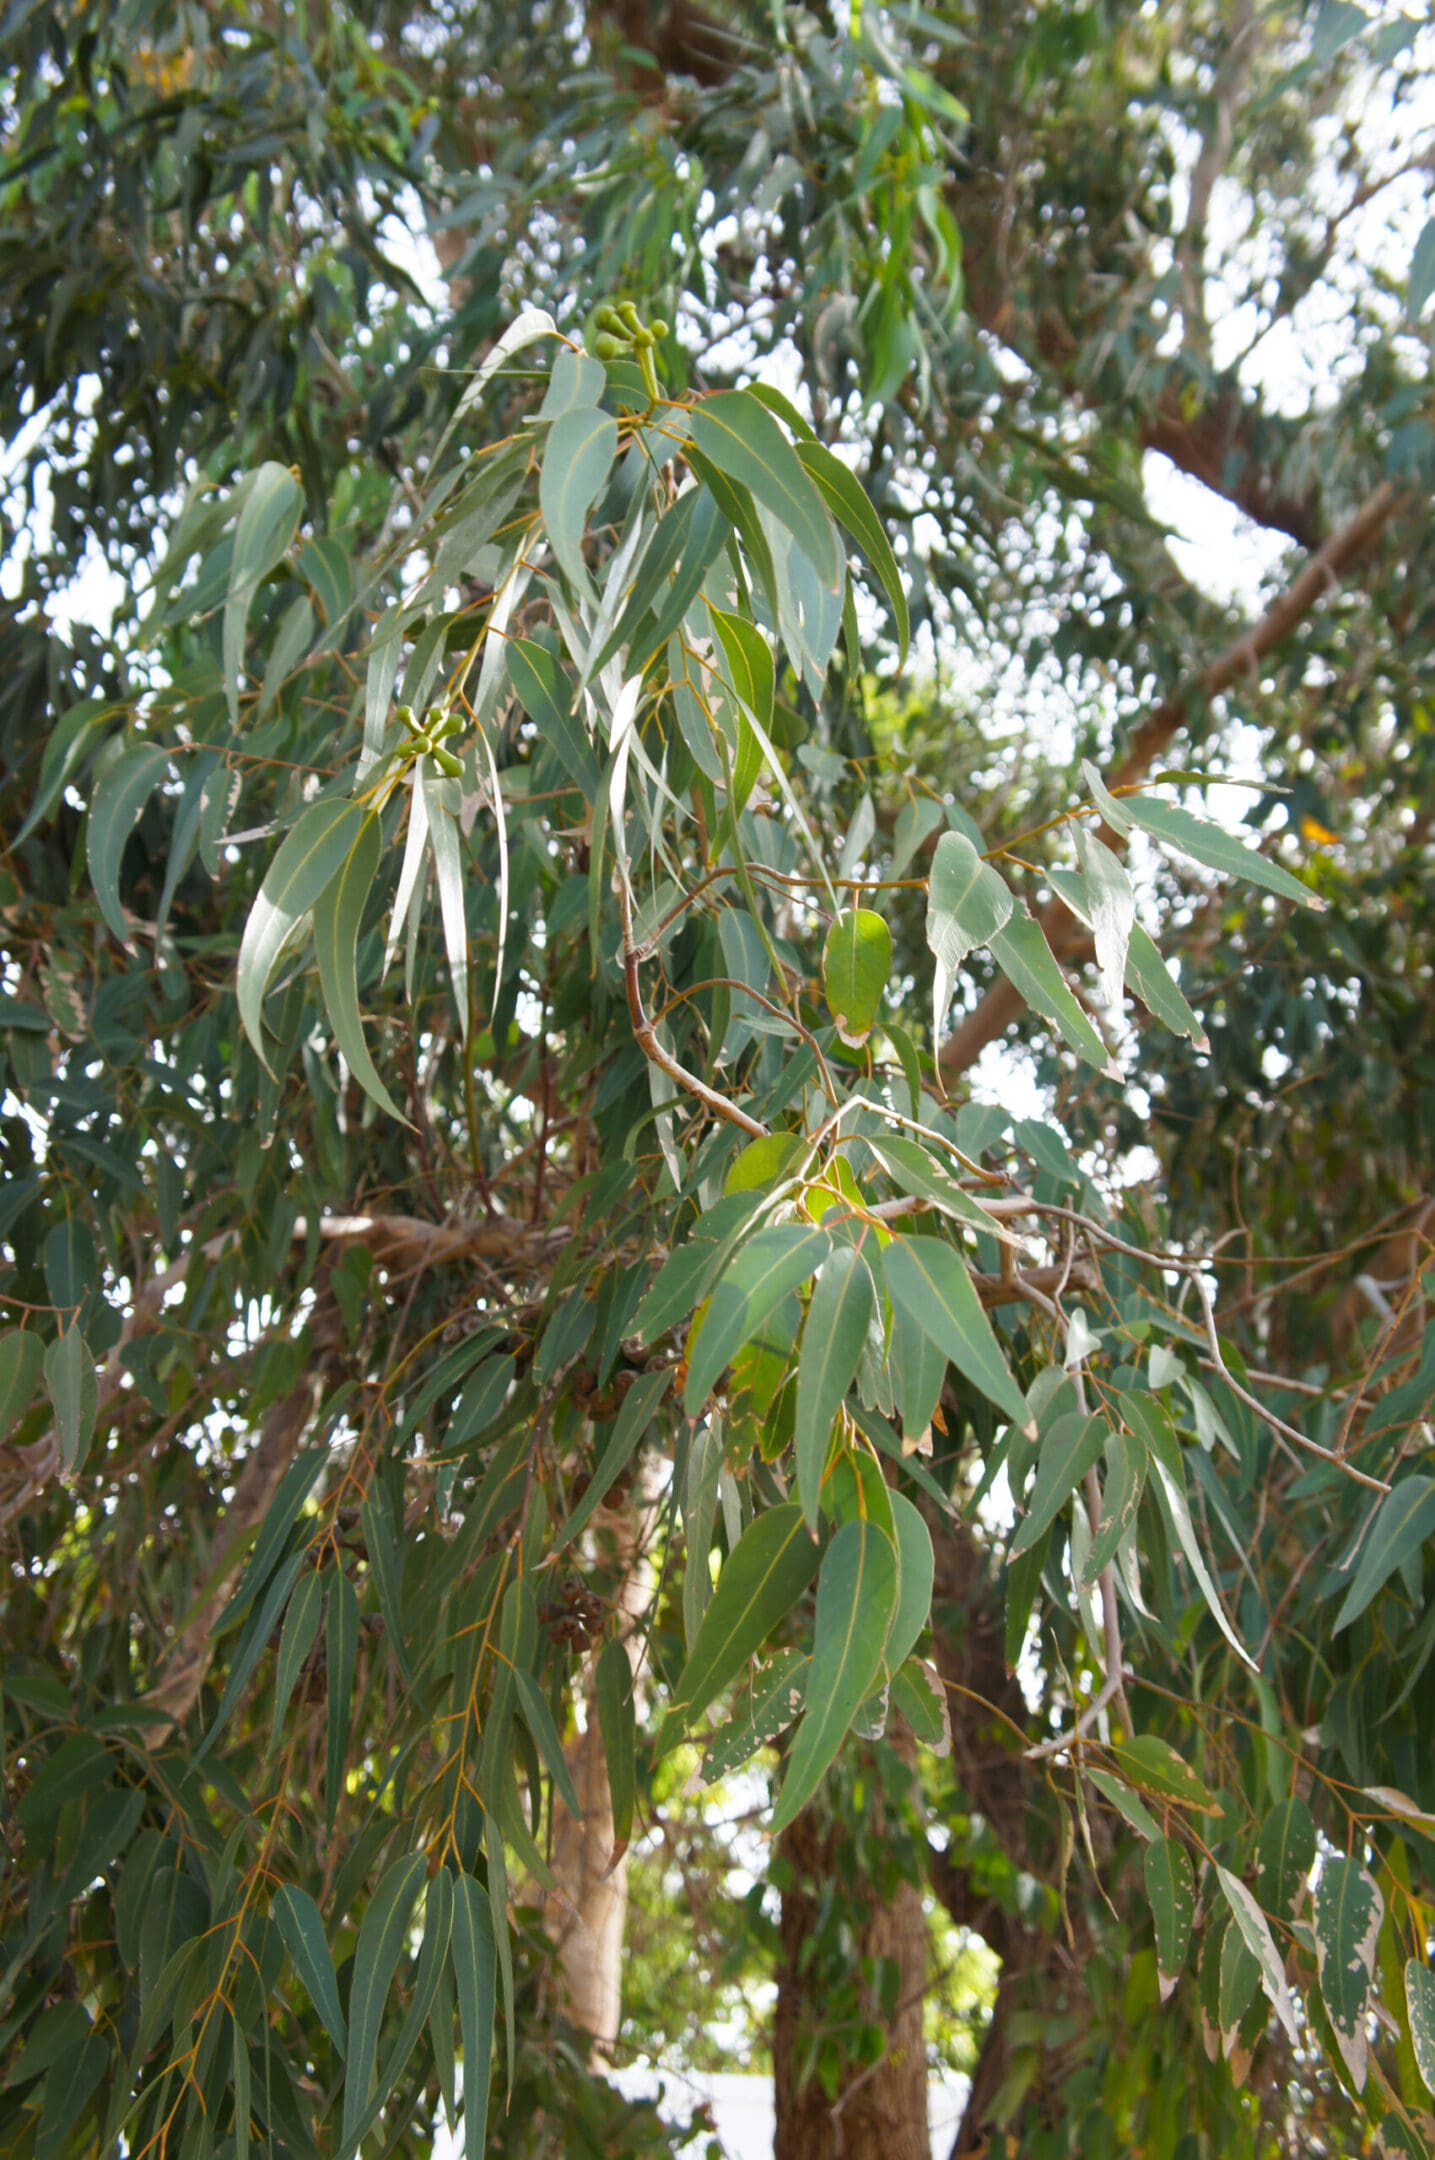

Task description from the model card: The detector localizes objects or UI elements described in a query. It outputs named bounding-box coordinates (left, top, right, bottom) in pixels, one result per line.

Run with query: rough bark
left=773, top=1775, right=931, bottom=2160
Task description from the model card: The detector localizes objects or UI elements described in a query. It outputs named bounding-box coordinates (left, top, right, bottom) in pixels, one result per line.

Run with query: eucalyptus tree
left=2, top=4, right=1435, bottom=2160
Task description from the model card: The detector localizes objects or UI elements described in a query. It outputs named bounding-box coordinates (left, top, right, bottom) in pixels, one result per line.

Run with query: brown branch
left=938, top=479, right=1405, bottom=1079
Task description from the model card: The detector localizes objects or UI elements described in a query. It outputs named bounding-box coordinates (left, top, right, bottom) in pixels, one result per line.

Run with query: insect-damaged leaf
left=1144, top=1837, right=1195, bottom=2002
left=1314, top=1855, right=1383, bottom=2092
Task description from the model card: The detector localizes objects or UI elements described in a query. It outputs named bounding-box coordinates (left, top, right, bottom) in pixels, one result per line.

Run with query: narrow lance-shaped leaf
left=595, top=1639, right=636, bottom=1867
left=1406, top=1960, right=1435, bottom=2100
left=223, top=462, right=304, bottom=724
left=1011, top=1412, right=1108, bottom=1556
left=882, top=1234, right=1033, bottom=1433
left=420, top=763, right=470, bottom=1039
left=312, top=812, right=406, bottom=1123
left=884, top=1490, right=935, bottom=1676
left=238, top=798, right=365, bottom=1065
left=1334, top=1477, right=1435, bottom=1632
left=989, top=909, right=1116, bottom=1076
left=1076, top=824, right=1135, bottom=1015
left=771, top=1517, right=898, bottom=1832
left=44, top=1327, right=96, bottom=1472
left=794, top=437, right=909, bottom=663
left=1314, top=1856, right=1383, bottom=2092
left=558, top=1368, right=670, bottom=1547
left=339, top=1852, right=428, bottom=2155
left=343, top=1871, right=454, bottom=2159
left=452, top=1874, right=497, bottom=2158
left=660, top=1502, right=822, bottom=1746
left=794, top=1249, right=875, bottom=1529
left=1144, top=1837, right=1195, bottom=2002
left=540, top=404, right=618, bottom=591
left=87, top=742, right=171, bottom=949
left=685, top=1226, right=832, bottom=1415
left=688, top=390, right=842, bottom=589
left=273, top=1885, right=347, bottom=2057
left=1256, top=1796, right=1316, bottom=1922
left=1123, top=789, right=1326, bottom=911
left=269, top=1568, right=323, bottom=1756
left=1216, top=1865, right=1300, bottom=2045
left=325, top=1570, right=358, bottom=1830
left=1081, top=1429, right=1147, bottom=1584
left=0, top=1329, right=43, bottom=1443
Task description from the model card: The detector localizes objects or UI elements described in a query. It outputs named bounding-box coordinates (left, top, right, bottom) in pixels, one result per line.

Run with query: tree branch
left=938, top=479, right=1404, bottom=1078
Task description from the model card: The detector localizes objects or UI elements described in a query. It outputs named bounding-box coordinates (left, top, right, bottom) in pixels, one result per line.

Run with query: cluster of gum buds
left=395, top=703, right=464, bottom=778
left=590, top=301, right=670, bottom=401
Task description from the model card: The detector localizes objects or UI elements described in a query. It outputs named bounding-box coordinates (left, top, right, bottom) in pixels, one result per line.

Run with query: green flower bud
left=594, top=332, right=625, bottom=360
left=619, top=300, right=644, bottom=334
left=650, top=318, right=670, bottom=341
left=432, top=746, right=464, bottom=778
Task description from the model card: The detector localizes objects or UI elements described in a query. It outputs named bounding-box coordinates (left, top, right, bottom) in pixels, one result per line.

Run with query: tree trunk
left=543, top=1700, right=628, bottom=2052
left=773, top=1758, right=931, bottom=2160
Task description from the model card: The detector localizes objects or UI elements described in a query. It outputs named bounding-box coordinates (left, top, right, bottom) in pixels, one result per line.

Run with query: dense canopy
left=2, top=3, right=1434, bottom=2158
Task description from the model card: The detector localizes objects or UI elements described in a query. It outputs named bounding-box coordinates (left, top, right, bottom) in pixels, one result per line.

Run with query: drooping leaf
left=238, top=798, right=365, bottom=1066
left=1144, top=1837, right=1195, bottom=2001
left=882, top=1233, right=1033, bottom=1431
left=1110, top=1735, right=1220, bottom=1814
left=325, top=1570, right=359, bottom=1830
left=701, top=1648, right=811, bottom=1780
left=822, top=909, right=891, bottom=1045
left=223, top=462, right=304, bottom=724
left=926, top=830, right=1014, bottom=1041
left=269, top=1568, right=323, bottom=1756
left=771, top=1516, right=899, bottom=1831
left=1076, top=824, right=1135, bottom=1015
left=86, top=742, right=171, bottom=949
left=685, top=1225, right=832, bottom=1414
left=794, top=1248, right=875, bottom=1528
left=312, top=811, right=406, bottom=1122
left=989, top=910, right=1115, bottom=1075
left=273, top=1885, right=347, bottom=2058
left=43, top=1328, right=96, bottom=1472
left=1011, top=1412, right=1108, bottom=1556
left=508, top=638, right=602, bottom=803
left=1406, top=1960, right=1435, bottom=2098
left=1314, top=1856, right=1383, bottom=2091
left=883, top=1489, right=935, bottom=1675
left=1255, top=1796, right=1316, bottom=1923
left=558, top=1368, right=671, bottom=1547
left=595, top=1638, right=636, bottom=1865
left=1216, top=1864, right=1300, bottom=2044
left=540, top=404, right=618, bottom=591
left=688, top=390, right=842, bottom=589
left=340, top=1852, right=428, bottom=2155
left=452, top=1874, right=497, bottom=2159
left=794, top=437, right=909, bottom=662
left=661, top=1502, right=821, bottom=1745
left=0, top=1328, right=42, bottom=1443
left=1334, top=1476, right=1435, bottom=1632
left=1081, top=1428, right=1147, bottom=1583
left=1118, top=790, right=1324, bottom=912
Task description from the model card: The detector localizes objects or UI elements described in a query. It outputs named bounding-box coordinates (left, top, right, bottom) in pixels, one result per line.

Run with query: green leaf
left=1011, top=1412, right=1108, bottom=1556
left=87, top=742, right=170, bottom=949
left=863, top=1133, right=1027, bottom=1250
left=595, top=1638, right=636, bottom=1863
left=1144, top=1837, right=1195, bottom=2000
left=1256, top=1796, right=1316, bottom=1923
left=1080, top=1428, right=1147, bottom=1583
left=273, top=1885, right=347, bottom=2058
left=325, top=1570, right=358, bottom=1830
left=313, top=812, right=406, bottom=1123
left=238, top=798, right=365, bottom=1066
left=1412, top=217, right=1435, bottom=318
left=43, top=1327, right=96, bottom=1472
left=794, top=1249, right=875, bottom=1529
left=541, top=347, right=606, bottom=414
left=269, top=1568, right=323, bottom=1756
left=709, top=606, right=776, bottom=734
left=989, top=910, right=1115, bottom=1075
left=558, top=1368, right=670, bottom=1546
left=1406, top=1960, right=1435, bottom=2097
left=0, top=1328, right=42, bottom=1442
left=794, top=438, right=909, bottom=662
left=882, top=1233, right=1032, bottom=1432
left=1110, top=1735, right=1219, bottom=1814
left=1076, top=824, right=1135, bottom=1015
left=926, top=830, right=1014, bottom=1041
left=1120, top=792, right=1324, bottom=911
left=419, top=763, right=470, bottom=1040
left=1314, top=1856, right=1383, bottom=2091
left=661, top=1502, right=821, bottom=1745
left=822, top=909, right=891, bottom=1045
left=224, top=462, right=304, bottom=724
left=452, top=1873, right=497, bottom=2160
left=540, top=404, right=618, bottom=590
left=1334, top=1476, right=1435, bottom=1632
left=771, top=1517, right=899, bottom=1831
left=884, top=1490, right=935, bottom=1675
left=340, top=1852, right=428, bottom=2155
left=688, top=391, right=842, bottom=590
left=1084, top=1765, right=1161, bottom=1843
left=889, top=1657, right=949, bottom=1753
left=514, top=1669, right=582, bottom=1821
left=685, top=1225, right=832, bottom=1414
left=1216, top=1864, right=1300, bottom=2044
left=1122, top=1391, right=1257, bottom=1671
left=508, top=638, right=601, bottom=803
left=1217, top=1905, right=1261, bottom=2039
left=701, top=1648, right=811, bottom=1780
